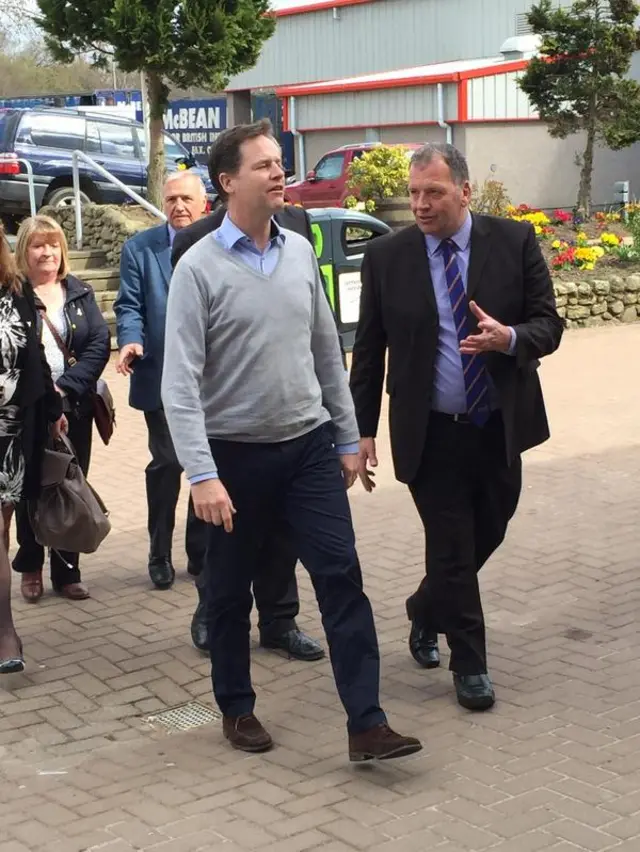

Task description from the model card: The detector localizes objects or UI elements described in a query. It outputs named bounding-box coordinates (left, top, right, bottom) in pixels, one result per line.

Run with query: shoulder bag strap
left=38, top=308, right=77, bottom=367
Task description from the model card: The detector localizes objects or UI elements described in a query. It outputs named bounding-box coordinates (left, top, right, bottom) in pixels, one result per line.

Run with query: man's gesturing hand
left=358, top=437, right=378, bottom=493
left=191, top=479, right=236, bottom=532
left=460, top=301, right=512, bottom=355
left=116, top=343, right=144, bottom=376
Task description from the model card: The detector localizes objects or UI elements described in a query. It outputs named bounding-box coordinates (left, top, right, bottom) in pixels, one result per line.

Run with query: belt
left=430, top=410, right=472, bottom=424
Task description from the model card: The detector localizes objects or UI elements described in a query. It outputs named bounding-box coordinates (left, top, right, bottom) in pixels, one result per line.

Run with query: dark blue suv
left=0, top=107, right=215, bottom=225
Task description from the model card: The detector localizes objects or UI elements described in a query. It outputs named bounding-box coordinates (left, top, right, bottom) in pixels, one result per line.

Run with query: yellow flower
left=593, top=246, right=605, bottom=258
left=576, top=231, right=588, bottom=243
left=583, top=262, right=595, bottom=270
left=534, top=224, right=542, bottom=235
left=601, top=232, right=619, bottom=246
left=552, top=239, right=561, bottom=249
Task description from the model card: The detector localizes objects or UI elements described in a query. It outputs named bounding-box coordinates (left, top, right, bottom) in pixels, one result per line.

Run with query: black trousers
left=205, top=424, right=385, bottom=733
left=13, top=409, right=93, bottom=586
left=406, top=412, right=522, bottom=676
left=144, top=409, right=300, bottom=636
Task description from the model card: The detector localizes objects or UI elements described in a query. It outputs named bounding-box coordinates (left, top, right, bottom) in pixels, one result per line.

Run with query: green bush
left=346, top=145, right=410, bottom=210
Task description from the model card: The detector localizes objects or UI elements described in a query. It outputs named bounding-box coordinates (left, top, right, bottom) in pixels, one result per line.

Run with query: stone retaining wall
left=554, top=275, right=640, bottom=328
left=39, top=204, right=156, bottom=268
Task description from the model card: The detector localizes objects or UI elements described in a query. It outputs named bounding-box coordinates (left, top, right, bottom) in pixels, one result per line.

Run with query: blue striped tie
left=440, top=238, right=490, bottom=427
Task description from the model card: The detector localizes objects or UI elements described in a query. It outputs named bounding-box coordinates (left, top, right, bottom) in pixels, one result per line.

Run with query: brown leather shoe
left=222, top=714, right=273, bottom=753
left=349, top=723, right=423, bottom=762
left=55, top=582, right=90, bottom=600
left=21, top=570, right=43, bottom=603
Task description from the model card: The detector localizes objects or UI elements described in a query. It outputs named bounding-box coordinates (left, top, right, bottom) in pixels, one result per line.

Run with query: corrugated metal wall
left=302, top=125, right=448, bottom=171
left=296, top=83, right=457, bottom=129
left=467, top=72, right=536, bottom=120
left=229, top=0, right=557, bottom=91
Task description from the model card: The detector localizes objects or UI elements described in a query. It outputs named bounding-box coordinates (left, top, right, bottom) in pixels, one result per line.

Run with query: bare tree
left=0, top=0, right=39, bottom=37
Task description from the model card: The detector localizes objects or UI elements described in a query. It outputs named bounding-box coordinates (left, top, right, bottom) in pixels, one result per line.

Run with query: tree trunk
left=577, top=97, right=597, bottom=219
left=144, top=70, right=168, bottom=210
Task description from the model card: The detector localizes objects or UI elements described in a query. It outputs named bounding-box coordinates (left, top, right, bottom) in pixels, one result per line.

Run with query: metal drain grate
left=144, top=701, right=221, bottom=732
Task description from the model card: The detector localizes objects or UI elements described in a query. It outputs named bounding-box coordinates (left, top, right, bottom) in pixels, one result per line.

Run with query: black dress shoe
left=454, top=673, right=495, bottom=711
left=409, top=623, right=440, bottom=669
left=405, top=597, right=439, bottom=668
left=260, top=628, right=325, bottom=661
left=148, top=558, right=176, bottom=590
left=191, top=600, right=209, bottom=652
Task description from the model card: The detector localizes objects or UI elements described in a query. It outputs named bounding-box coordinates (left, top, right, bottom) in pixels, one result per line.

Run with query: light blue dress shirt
left=424, top=213, right=516, bottom=415
left=167, top=224, right=176, bottom=247
left=189, top=213, right=358, bottom=484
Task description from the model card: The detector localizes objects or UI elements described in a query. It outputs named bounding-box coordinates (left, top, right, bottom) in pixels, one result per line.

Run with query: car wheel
left=45, top=186, right=93, bottom=208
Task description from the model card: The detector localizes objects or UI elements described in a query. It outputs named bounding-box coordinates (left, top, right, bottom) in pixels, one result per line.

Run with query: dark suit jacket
left=171, top=204, right=314, bottom=267
left=349, top=214, right=564, bottom=484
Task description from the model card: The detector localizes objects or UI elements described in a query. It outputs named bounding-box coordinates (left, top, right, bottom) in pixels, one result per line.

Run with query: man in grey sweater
left=162, top=119, right=421, bottom=762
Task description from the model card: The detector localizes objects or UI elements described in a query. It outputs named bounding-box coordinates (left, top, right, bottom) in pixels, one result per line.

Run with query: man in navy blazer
left=115, top=171, right=206, bottom=599
left=115, top=171, right=324, bottom=663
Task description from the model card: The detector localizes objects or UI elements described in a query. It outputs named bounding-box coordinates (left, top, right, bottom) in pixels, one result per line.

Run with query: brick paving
left=1, top=324, right=639, bottom=852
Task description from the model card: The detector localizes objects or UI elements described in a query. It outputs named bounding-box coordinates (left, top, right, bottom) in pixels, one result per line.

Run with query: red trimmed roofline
left=275, top=58, right=530, bottom=98
left=277, top=72, right=460, bottom=98
left=459, top=58, right=529, bottom=80
left=269, top=0, right=374, bottom=17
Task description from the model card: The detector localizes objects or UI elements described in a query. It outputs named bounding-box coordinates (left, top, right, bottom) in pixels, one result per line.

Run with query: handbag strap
left=39, top=308, right=77, bottom=367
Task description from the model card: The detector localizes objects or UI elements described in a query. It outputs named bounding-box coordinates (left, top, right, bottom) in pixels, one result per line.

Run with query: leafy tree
left=35, top=0, right=275, bottom=206
left=519, top=0, right=640, bottom=216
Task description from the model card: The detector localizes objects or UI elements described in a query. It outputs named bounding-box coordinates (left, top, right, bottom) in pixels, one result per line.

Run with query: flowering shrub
left=506, top=205, right=555, bottom=238
left=345, top=145, right=410, bottom=210
left=595, top=210, right=622, bottom=225
left=500, top=201, right=640, bottom=272
left=507, top=205, right=550, bottom=227
left=344, top=194, right=376, bottom=214
left=600, top=232, right=621, bottom=249
left=550, top=241, right=604, bottom=271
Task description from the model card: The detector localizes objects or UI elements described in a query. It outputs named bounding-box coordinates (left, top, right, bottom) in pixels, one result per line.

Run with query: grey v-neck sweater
left=161, top=229, right=359, bottom=480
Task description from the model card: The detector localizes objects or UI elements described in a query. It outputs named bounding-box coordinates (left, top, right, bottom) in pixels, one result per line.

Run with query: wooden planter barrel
left=374, top=196, right=412, bottom=231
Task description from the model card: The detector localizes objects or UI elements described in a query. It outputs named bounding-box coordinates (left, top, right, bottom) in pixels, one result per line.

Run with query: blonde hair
left=0, top=222, right=20, bottom=295
left=15, top=215, right=70, bottom=282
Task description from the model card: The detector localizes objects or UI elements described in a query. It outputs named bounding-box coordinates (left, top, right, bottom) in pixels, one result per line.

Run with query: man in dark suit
left=171, top=193, right=326, bottom=665
left=350, top=143, right=563, bottom=711
left=116, top=171, right=323, bottom=663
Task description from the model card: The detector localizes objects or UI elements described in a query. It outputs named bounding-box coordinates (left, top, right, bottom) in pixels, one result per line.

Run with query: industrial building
left=225, top=0, right=640, bottom=209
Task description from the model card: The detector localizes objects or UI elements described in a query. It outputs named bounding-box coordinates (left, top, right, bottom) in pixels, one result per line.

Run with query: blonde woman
left=12, top=215, right=110, bottom=602
left=0, top=222, right=65, bottom=673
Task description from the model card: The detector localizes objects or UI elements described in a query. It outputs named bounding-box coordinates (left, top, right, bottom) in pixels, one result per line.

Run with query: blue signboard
left=161, top=99, right=227, bottom=163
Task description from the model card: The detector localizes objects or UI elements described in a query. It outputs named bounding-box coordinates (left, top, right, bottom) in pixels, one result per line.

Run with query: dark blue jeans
left=205, top=423, right=386, bottom=735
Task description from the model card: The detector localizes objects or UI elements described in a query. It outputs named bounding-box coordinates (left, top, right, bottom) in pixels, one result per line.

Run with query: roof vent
left=515, top=12, right=533, bottom=36
left=499, top=33, right=541, bottom=60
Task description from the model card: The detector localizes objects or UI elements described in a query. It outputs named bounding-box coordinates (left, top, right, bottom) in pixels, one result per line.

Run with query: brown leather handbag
left=29, top=434, right=111, bottom=554
left=40, top=310, right=116, bottom=445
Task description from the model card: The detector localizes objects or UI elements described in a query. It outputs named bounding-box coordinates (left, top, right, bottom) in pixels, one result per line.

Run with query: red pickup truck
left=285, top=142, right=421, bottom=209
